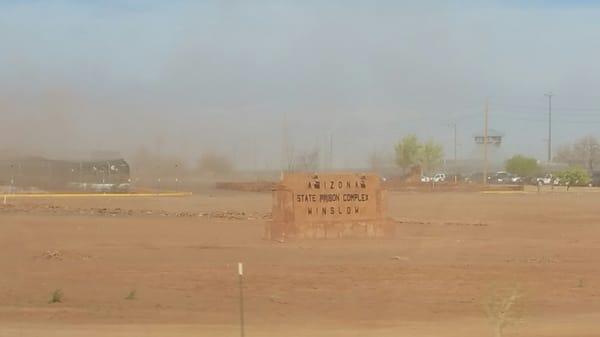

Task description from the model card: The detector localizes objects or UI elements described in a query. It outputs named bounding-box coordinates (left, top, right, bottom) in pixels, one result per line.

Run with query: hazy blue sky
left=2, top=0, right=600, bottom=168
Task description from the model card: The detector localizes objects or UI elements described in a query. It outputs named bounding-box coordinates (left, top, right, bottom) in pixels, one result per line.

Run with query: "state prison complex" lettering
left=293, top=178, right=371, bottom=217
left=295, top=193, right=369, bottom=203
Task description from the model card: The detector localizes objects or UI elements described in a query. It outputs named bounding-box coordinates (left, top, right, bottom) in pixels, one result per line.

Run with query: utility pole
left=548, top=93, right=553, bottom=162
left=252, top=137, right=257, bottom=180
left=453, top=123, right=457, bottom=163
left=174, top=163, right=179, bottom=192
left=329, top=133, right=333, bottom=170
left=453, top=123, right=458, bottom=183
left=483, top=99, right=489, bottom=185
left=281, top=113, right=288, bottom=175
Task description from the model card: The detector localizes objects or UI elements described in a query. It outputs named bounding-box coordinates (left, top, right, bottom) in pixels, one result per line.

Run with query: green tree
left=556, top=167, right=590, bottom=190
left=395, top=135, right=422, bottom=170
left=394, top=135, right=444, bottom=174
left=420, top=140, right=444, bottom=173
left=505, top=155, right=540, bottom=177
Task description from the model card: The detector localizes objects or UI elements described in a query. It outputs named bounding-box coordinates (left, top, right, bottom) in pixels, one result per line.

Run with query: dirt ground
left=2, top=188, right=600, bottom=336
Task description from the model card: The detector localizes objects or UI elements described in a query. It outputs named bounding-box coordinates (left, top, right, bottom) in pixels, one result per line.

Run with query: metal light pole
left=545, top=92, right=553, bottom=162
left=454, top=123, right=457, bottom=163
left=483, top=99, right=489, bottom=185
left=9, top=163, right=15, bottom=193
left=174, top=163, right=179, bottom=192
left=79, top=161, right=83, bottom=190
left=453, top=123, right=458, bottom=183
left=329, top=133, right=334, bottom=170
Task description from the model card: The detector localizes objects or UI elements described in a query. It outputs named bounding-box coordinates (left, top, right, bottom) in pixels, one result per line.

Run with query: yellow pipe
left=480, top=191, right=528, bottom=194
left=1, top=192, right=192, bottom=198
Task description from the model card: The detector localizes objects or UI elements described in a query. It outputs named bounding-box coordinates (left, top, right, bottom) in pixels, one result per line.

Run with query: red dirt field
left=2, top=189, right=600, bottom=336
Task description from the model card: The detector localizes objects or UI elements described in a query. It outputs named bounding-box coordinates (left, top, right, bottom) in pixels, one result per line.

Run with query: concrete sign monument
left=269, top=172, right=392, bottom=239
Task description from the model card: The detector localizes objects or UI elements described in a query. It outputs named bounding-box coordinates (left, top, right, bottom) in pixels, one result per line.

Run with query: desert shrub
left=49, top=289, right=63, bottom=304
left=125, top=289, right=137, bottom=300
left=484, top=285, right=523, bottom=337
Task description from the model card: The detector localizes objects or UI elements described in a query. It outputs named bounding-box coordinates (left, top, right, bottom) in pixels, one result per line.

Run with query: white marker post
left=238, top=262, right=245, bottom=337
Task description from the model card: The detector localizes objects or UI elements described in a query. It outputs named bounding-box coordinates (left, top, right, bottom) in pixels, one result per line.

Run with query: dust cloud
left=2, top=1, right=600, bottom=169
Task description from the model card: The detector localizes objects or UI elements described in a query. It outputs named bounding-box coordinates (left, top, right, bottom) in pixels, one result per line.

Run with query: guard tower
left=472, top=129, right=505, bottom=171
left=474, top=129, right=503, bottom=147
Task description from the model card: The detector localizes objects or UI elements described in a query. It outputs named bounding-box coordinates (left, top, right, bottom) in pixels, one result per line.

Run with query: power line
left=490, top=101, right=600, bottom=111
left=501, top=117, right=600, bottom=124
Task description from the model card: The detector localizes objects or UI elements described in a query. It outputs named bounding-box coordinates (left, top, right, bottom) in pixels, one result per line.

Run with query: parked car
left=536, top=173, right=560, bottom=185
left=489, top=171, right=514, bottom=184
left=432, top=173, right=446, bottom=183
left=420, top=175, right=431, bottom=183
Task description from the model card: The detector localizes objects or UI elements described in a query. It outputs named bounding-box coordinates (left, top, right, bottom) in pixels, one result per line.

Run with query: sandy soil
left=2, top=188, right=600, bottom=336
